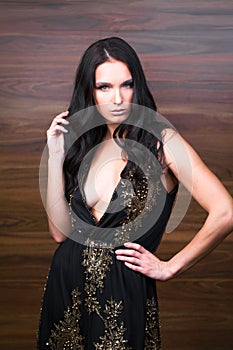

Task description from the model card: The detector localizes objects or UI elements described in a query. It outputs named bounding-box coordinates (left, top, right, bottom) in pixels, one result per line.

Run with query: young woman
left=38, top=37, right=233, bottom=349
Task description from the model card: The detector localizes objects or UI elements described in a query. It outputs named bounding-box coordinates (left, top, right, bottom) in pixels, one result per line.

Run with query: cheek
left=93, top=91, right=107, bottom=106
left=124, top=89, right=134, bottom=102
left=94, top=102, right=109, bottom=118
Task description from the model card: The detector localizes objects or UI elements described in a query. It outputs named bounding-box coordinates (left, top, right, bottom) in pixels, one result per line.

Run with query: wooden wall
left=0, top=1, right=232, bottom=349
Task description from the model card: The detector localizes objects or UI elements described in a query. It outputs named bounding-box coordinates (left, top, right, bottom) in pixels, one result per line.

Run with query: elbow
left=48, top=219, right=67, bottom=243
left=49, top=227, right=67, bottom=243
left=208, top=198, right=233, bottom=240
left=226, top=201, right=233, bottom=232
left=219, top=199, right=233, bottom=236
left=52, top=233, right=67, bottom=243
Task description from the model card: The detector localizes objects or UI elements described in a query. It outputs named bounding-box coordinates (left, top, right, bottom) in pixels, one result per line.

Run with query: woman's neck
left=106, top=123, right=119, bottom=139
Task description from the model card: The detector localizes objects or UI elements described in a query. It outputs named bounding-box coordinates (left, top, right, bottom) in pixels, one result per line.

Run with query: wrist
left=165, top=259, right=182, bottom=280
left=157, top=260, right=177, bottom=281
left=47, top=156, right=65, bottom=181
left=48, top=154, right=65, bottom=164
left=155, top=261, right=174, bottom=281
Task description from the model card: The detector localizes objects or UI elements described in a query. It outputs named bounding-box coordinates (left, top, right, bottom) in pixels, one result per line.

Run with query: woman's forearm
left=46, top=155, right=72, bottom=242
left=167, top=203, right=233, bottom=279
left=115, top=192, right=233, bottom=282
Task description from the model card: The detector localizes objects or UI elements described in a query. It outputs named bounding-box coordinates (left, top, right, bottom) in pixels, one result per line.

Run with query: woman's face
left=93, top=59, right=134, bottom=125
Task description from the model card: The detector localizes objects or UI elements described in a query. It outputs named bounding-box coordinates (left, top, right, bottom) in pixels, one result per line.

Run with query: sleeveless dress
left=38, top=167, right=178, bottom=350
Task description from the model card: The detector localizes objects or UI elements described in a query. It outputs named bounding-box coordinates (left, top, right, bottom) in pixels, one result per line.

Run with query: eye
left=123, top=80, right=134, bottom=89
left=96, top=84, right=110, bottom=91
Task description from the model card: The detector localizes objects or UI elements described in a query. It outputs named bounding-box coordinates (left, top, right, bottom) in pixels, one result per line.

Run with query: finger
left=124, top=262, right=143, bottom=272
left=55, top=110, right=69, bottom=119
left=53, top=117, right=69, bottom=125
left=116, top=255, right=141, bottom=265
left=47, top=125, right=68, bottom=136
left=115, top=249, right=141, bottom=259
left=54, top=125, right=68, bottom=133
left=124, top=242, right=146, bottom=253
left=51, top=118, right=69, bottom=128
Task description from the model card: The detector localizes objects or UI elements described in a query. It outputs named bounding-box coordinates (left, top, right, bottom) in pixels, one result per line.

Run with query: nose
left=113, top=88, right=123, bottom=105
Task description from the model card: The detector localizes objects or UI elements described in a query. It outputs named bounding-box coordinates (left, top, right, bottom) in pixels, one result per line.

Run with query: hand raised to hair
left=115, top=242, right=171, bottom=281
left=46, top=111, right=69, bottom=157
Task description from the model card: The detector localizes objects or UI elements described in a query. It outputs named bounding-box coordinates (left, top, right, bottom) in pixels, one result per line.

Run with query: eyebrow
left=95, top=79, right=133, bottom=87
left=95, top=82, right=110, bottom=86
left=123, top=79, right=133, bottom=85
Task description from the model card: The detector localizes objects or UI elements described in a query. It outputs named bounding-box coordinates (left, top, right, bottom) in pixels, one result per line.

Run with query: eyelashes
left=96, top=84, right=109, bottom=90
left=123, top=80, right=134, bottom=88
left=95, top=80, right=134, bottom=90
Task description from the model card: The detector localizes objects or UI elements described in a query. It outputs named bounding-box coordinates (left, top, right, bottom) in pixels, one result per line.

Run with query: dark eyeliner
left=95, top=84, right=109, bottom=90
left=123, top=79, right=134, bottom=87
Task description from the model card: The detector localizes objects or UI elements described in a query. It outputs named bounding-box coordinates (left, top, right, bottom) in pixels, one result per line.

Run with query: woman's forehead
left=95, top=60, right=132, bottom=82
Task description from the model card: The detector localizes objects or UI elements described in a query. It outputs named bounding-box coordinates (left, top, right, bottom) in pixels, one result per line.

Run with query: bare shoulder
left=161, top=128, right=232, bottom=213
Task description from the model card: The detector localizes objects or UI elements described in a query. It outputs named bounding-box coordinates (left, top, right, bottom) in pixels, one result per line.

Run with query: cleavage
left=83, top=141, right=127, bottom=222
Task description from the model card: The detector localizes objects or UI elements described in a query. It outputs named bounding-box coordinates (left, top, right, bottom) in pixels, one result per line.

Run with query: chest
left=83, top=141, right=127, bottom=216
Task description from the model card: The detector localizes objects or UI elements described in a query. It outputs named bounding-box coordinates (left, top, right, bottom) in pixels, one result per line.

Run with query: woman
left=38, top=37, right=233, bottom=349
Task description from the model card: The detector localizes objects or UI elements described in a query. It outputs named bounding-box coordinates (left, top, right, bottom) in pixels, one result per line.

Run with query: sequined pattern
left=114, top=172, right=161, bottom=247
left=47, top=288, right=84, bottom=349
left=144, top=297, right=161, bottom=350
left=47, top=167, right=163, bottom=349
left=94, top=298, right=132, bottom=350
left=82, top=239, right=114, bottom=315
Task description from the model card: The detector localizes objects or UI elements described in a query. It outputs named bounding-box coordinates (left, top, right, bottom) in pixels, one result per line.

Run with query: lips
left=111, top=109, right=127, bottom=116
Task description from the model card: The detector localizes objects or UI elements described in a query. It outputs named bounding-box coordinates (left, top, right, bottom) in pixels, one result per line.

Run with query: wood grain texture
left=0, top=1, right=232, bottom=349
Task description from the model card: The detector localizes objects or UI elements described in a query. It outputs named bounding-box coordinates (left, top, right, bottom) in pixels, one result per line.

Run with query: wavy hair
left=63, top=37, right=165, bottom=195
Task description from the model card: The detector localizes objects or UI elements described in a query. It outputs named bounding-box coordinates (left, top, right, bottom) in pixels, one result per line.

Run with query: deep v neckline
left=80, top=161, right=128, bottom=225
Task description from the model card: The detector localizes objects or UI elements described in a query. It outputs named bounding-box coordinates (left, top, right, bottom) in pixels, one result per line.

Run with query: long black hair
left=64, top=37, right=165, bottom=196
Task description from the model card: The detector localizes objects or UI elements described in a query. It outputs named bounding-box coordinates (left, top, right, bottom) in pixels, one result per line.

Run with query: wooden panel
left=0, top=1, right=232, bottom=349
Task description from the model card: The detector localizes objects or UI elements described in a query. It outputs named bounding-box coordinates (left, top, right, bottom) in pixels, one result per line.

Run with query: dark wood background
left=0, top=1, right=232, bottom=349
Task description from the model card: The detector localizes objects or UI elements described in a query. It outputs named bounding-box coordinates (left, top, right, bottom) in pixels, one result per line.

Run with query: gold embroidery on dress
left=94, top=298, right=132, bottom=350
left=82, top=239, right=114, bottom=315
left=69, top=190, right=77, bottom=228
left=113, top=178, right=134, bottom=245
left=81, top=240, right=132, bottom=347
left=144, top=297, right=161, bottom=350
left=114, top=170, right=161, bottom=247
left=37, top=271, right=50, bottom=347
left=47, top=288, right=84, bottom=349
left=58, top=166, right=163, bottom=349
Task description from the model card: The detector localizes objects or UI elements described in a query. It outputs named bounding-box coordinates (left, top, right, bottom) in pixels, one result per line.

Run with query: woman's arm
left=162, top=131, right=233, bottom=277
left=115, top=130, right=233, bottom=280
left=46, top=111, right=72, bottom=243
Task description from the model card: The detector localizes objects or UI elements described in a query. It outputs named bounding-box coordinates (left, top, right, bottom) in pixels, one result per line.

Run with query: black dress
left=38, top=167, right=178, bottom=350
